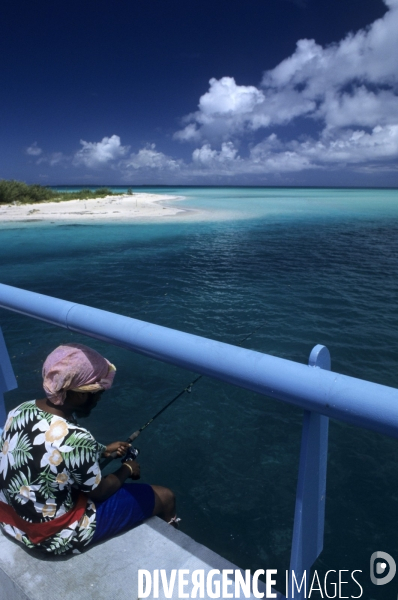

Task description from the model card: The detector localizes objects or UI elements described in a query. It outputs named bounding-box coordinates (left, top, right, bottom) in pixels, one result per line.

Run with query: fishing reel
left=121, top=446, right=140, bottom=463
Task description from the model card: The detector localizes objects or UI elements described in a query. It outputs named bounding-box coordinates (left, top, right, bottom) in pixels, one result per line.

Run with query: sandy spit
left=0, top=193, right=195, bottom=224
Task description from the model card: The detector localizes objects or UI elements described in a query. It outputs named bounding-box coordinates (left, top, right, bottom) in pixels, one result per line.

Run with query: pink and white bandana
left=42, top=343, right=116, bottom=405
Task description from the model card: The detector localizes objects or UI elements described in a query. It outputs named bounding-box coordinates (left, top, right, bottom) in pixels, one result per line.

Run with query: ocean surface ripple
left=1, top=187, right=397, bottom=597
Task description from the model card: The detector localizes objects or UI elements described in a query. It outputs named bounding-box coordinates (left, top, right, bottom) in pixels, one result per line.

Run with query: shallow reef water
left=1, top=186, right=398, bottom=598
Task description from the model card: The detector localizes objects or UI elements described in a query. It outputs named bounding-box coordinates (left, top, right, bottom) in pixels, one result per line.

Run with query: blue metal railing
left=1, top=283, right=398, bottom=598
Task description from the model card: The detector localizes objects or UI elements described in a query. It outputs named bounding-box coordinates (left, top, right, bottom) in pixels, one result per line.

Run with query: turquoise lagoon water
left=1, top=186, right=398, bottom=597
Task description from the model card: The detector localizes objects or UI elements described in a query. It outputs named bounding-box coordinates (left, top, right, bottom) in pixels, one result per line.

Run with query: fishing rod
left=101, top=323, right=265, bottom=467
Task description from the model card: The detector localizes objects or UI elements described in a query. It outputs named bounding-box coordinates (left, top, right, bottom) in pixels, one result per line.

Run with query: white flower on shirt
left=3, top=407, right=19, bottom=433
left=55, top=470, right=73, bottom=490
left=40, top=445, right=64, bottom=474
left=0, top=432, right=18, bottom=479
left=3, top=524, right=26, bottom=542
left=32, top=416, right=69, bottom=448
left=34, top=498, right=57, bottom=518
left=79, top=512, right=95, bottom=529
left=78, top=511, right=96, bottom=542
left=39, top=435, right=73, bottom=474
left=83, top=462, right=101, bottom=489
left=57, top=528, right=76, bottom=540
left=16, top=484, right=41, bottom=505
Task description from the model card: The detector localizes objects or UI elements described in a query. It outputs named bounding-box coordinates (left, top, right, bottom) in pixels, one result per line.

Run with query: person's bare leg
left=151, top=485, right=176, bottom=523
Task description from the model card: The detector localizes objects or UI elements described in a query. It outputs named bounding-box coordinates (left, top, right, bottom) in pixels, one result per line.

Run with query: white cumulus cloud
left=192, top=142, right=240, bottom=167
left=291, top=125, right=398, bottom=165
left=190, top=138, right=313, bottom=175
left=123, top=144, right=182, bottom=171
left=73, top=135, right=129, bottom=168
left=26, top=142, right=42, bottom=156
left=36, top=151, right=68, bottom=167
left=174, top=0, right=398, bottom=174
left=28, top=1, right=398, bottom=183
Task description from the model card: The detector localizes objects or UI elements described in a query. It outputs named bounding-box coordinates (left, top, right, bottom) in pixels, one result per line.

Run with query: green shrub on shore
left=0, top=180, right=114, bottom=204
left=52, top=188, right=114, bottom=201
left=0, top=180, right=54, bottom=204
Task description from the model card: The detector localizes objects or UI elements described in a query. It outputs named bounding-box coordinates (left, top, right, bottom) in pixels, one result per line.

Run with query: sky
left=1, top=0, right=397, bottom=187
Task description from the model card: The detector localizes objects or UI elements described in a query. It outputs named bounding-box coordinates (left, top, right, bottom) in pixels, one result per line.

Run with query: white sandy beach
left=0, top=193, right=192, bottom=223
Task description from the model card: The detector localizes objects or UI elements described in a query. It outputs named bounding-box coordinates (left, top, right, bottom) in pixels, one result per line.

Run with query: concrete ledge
left=0, top=517, right=284, bottom=599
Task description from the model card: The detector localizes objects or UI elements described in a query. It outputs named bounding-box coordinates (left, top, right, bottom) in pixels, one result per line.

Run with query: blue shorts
left=91, top=483, right=155, bottom=544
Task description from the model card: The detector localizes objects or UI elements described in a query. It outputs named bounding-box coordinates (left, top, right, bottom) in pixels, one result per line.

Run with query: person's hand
left=103, top=441, right=131, bottom=458
left=123, top=459, right=141, bottom=480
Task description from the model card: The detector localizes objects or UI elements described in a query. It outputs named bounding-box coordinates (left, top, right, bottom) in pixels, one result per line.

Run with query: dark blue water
left=1, top=187, right=398, bottom=597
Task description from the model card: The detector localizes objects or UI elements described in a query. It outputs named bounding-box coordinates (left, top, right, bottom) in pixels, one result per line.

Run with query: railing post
left=288, top=345, right=330, bottom=599
left=0, top=327, right=18, bottom=434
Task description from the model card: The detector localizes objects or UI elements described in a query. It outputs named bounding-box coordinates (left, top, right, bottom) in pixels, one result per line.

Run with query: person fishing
left=0, top=343, right=176, bottom=555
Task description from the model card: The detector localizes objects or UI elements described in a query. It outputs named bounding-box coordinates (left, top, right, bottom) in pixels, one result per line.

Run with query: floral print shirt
left=0, top=400, right=105, bottom=555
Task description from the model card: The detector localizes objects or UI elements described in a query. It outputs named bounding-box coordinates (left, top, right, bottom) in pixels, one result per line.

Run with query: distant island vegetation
left=0, top=180, right=133, bottom=205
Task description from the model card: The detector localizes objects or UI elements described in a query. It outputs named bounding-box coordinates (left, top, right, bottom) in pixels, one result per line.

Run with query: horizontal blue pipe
left=1, top=283, right=398, bottom=439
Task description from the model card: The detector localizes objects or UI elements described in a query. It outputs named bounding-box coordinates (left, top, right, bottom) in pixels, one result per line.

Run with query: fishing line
left=101, top=323, right=265, bottom=466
